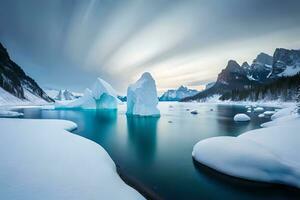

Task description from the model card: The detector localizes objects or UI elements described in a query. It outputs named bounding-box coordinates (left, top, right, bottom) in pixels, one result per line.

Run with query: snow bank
left=0, top=88, right=48, bottom=106
left=233, top=113, right=250, bottom=122
left=271, top=105, right=296, bottom=120
left=263, top=110, right=276, bottom=116
left=0, top=118, right=143, bottom=200
left=193, top=105, right=300, bottom=188
left=59, top=78, right=119, bottom=110
left=0, top=110, right=23, bottom=117
left=126, top=72, right=160, bottom=116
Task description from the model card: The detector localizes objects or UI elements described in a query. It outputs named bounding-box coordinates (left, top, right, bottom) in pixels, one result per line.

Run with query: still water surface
left=15, top=103, right=300, bottom=199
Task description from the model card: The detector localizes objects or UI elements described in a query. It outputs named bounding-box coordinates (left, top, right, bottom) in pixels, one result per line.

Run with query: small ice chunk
left=258, top=114, right=265, bottom=118
left=264, top=111, right=276, bottom=116
left=254, top=107, right=264, bottom=112
left=191, top=110, right=198, bottom=115
left=234, top=113, right=250, bottom=122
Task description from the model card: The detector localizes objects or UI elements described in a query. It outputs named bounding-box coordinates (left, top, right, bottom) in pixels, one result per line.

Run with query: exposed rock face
left=270, top=48, right=300, bottom=78
left=159, top=85, right=198, bottom=101
left=216, top=60, right=252, bottom=90
left=182, top=47, right=300, bottom=102
left=205, top=82, right=215, bottom=90
left=248, top=53, right=273, bottom=82
left=0, top=42, right=53, bottom=103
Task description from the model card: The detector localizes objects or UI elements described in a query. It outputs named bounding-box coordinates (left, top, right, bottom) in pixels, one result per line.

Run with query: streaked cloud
left=0, top=0, right=300, bottom=94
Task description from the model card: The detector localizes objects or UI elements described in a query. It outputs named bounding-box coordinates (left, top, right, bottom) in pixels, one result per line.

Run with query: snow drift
left=126, top=72, right=160, bottom=116
left=59, top=78, right=118, bottom=109
left=0, top=118, right=143, bottom=199
left=192, top=106, right=300, bottom=188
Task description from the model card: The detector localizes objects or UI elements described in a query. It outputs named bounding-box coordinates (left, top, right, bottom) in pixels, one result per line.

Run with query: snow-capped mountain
left=0, top=42, right=53, bottom=105
left=159, top=85, right=198, bottom=101
left=56, top=90, right=76, bottom=101
left=45, top=89, right=82, bottom=101
left=245, top=52, right=273, bottom=82
left=270, top=48, right=300, bottom=78
left=183, top=47, right=300, bottom=102
left=205, top=82, right=215, bottom=90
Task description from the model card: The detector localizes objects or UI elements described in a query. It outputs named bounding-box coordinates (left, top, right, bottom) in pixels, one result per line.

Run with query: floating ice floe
left=192, top=105, right=300, bottom=188
left=263, top=111, right=276, bottom=116
left=0, top=110, right=23, bottom=117
left=126, top=72, right=160, bottom=117
left=254, top=107, right=264, bottom=112
left=234, top=113, right=250, bottom=122
left=258, top=114, right=265, bottom=118
left=60, top=78, right=119, bottom=110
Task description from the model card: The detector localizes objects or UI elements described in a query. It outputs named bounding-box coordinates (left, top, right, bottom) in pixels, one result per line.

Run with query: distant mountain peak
left=159, top=85, right=198, bottom=101
left=182, top=47, right=300, bottom=102
left=253, top=52, right=273, bottom=66
left=178, top=85, right=188, bottom=91
left=241, top=62, right=250, bottom=69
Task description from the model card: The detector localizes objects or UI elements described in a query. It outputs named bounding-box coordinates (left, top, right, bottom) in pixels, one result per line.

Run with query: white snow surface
left=254, top=107, right=264, bottom=112
left=193, top=105, right=300, bottom=188
left=233, top=113, right=250, bottom=122
left=59, top=78, right=119, bottom=109
left=263, top=110, right=276, bottom=115
left=278, top=65, right=300, bottom=77
left=126, top=72, right=160, bottom=116
left=0, top=118, right=143, bottom=200
left=0, top=110, right=23, bottom=117
left=0, top=88, right=48, bottom=106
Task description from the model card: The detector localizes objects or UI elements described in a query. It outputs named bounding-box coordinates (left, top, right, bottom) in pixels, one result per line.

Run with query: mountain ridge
left=182, top=47, right=300, bottom=102
left=0, top=42, right=53, bottom=104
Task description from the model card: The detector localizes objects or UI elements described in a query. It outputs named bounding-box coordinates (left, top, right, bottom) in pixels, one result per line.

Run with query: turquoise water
left=15, top=103, right=300, bottom=199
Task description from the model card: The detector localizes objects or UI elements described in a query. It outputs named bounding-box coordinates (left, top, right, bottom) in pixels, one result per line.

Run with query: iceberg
left=234, top=113, right=250, bottom=122
left=61, top=78, right=118, bottom=110
left=126, top=72, right=160, bottom=116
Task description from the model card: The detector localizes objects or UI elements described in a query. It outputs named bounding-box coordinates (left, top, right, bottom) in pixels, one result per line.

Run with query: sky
left=0, top=0, right=300, bottom=95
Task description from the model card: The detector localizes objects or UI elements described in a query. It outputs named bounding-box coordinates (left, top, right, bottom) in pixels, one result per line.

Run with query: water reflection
left=95, top=109, right=117, bottom=123
left=126, top=116, right=159, bottom=163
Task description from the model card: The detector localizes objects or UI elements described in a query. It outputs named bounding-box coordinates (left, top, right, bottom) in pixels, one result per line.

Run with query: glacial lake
left=14, top=102, right=300, bottom=199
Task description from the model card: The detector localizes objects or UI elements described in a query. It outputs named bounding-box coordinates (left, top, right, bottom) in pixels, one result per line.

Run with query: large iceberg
left=61, top=78, right=118, bottom=109
left=126, top=72, right=160, bottom=116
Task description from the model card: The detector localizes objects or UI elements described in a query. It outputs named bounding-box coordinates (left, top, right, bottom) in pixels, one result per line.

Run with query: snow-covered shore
left=0, top=118, right=144, bottom=200
left=192, top=104, right=300, bottom=188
